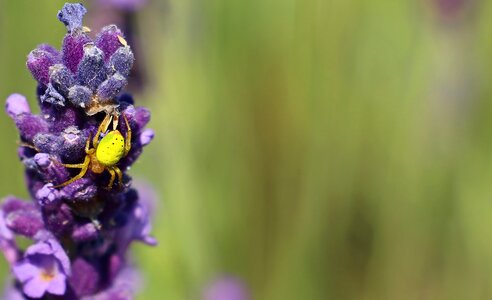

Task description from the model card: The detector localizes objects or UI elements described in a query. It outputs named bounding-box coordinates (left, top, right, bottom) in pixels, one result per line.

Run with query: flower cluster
left=2, top=3, right=156, bottom=299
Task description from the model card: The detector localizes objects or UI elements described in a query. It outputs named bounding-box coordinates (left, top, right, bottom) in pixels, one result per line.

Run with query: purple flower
left=96, top=0, right=148, bottom=12
left=12, top=239, right=70, bottom=298
left=203, top=277, right=250, bottom=300
left=2, top=3, right=157, bottom=299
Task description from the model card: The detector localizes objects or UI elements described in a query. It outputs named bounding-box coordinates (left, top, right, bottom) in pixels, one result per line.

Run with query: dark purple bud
left=49, top=105, right=82, bottom=133
left=49, top=64, right=75, bottom=96
left=34, top=128, right=87, bottom=164
left=58, top=126, right=88, bottom=163
left=43, top=203, right=74, bottom=236
left=27, top=49, right=59, bottom=86
left=96, top=73, right=127, bottom=101
left=69, top=258, right=101, bottom=296
left=40, top=83, right=66, bottom=106
left=5, top=206, right=44, bottom=238
left=68, top=85, right=93, bottom=108
left=118, top=93, right=134, bottom=105
left=14, top=114, right=49, bottom=142
left=77, top=44, right=107, bottom=91
left=6, top=94, right=30, bottom=119
left=96, top=25, right=125, bottom=61
left=72, top=222, right=99, bottom=242
left=62, top=31, right=91, bottom=74
left=109, top=46, right=134, bottom=77
left=140, top=128, right=154, bottom=146
left=60, top=178, right=98, bottom=204
left=36, top=183, right=62, bottom=209
left=57, top=3, right=87, bottom=33
left=33, top=133, right=60, bottom=154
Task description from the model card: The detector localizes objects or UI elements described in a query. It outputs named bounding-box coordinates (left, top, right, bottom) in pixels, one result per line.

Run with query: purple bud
left=40, top=83, right=66, bottom=106
left=97, top=73, right=127, bottom=101
left=69, top=258, right=101, bottom=296
left=49, top=64, right=75, bottom=96
left=118, top=93, right=134, bottom=105
left=96, top=25, right=125, bottom=61
left=33, top=133, right=60, bottom=154
left=109, top=46, right=134, bottom=77
left=72, top=222, right=99, bottom=242
left=134, top=107, right=151, bottom=129
left=15, top=114, right=49, bottom=142
left=68, top=85, right=93, bottom=108
left=49, top=106, right=83, bottom=134
left=59, top=178, right=98, bottom=204
left=33, top=153, right=51, bottom=168
left=36, top=183, right=62, bottom=209
left=62, top=31, right=92, bottom=74
left=77, top=44, right=107, bottom=91
left=27, top=49, right=59, bottom=85
left=140, top=128, right=154, bottom=146
left=2, top=197, right=32, bottom=215
left=37, top=44, right=60, bottom=59
left=43, top=204, right=74, bottom=236
left=6, top=93, right=30, bottom=119
left=58, top=126, right=88, bottom=163
left=57, top=3, right=87, bottom=33
left=5, top=206, right=44, bottom=238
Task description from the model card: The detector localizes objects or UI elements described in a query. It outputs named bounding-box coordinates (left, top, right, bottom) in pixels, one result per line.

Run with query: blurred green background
left=2, top=0, right=492, bottom=299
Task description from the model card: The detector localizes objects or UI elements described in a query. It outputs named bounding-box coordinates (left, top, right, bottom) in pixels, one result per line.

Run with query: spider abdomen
left=96, top=130, right=125, bottom=166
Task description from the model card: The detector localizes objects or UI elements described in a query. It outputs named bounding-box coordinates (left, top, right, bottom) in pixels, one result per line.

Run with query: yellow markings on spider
left=53, top=113, right=132, bottom=189
left=96, top=131, right=125, bottom=166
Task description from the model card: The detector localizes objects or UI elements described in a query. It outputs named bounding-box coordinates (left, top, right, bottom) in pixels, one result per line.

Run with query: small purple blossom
left=2, top=3, right=156, bottom=299
left=12, top=239, right=70, bottom=298
left=97, top=0, right=148, bottom=12
left=203, top=277, right=250, bottom=300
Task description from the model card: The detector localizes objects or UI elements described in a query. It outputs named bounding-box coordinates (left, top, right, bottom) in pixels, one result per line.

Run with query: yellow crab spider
left=53, top=113, right=132, bottom=189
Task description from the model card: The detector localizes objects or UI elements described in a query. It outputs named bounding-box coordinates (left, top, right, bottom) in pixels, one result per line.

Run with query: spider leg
left=85, top=133, right=91, bottom=153
left=17, top=141, right=40, bottom=152
left=114, top=166, right=123, bottom=189
left=93, top=113, right=113, bottom=148
left=53, top=155, right=90, bottom=188
left=122, top=114, right=132, bottom=156
left=60, top=162, right=87, bottom=168
left=106, top=167, right=116, bottom=189
left=112, top=113, right=119, bottom=131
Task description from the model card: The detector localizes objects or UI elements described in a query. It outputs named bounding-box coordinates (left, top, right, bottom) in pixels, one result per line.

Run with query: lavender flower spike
left=2, top=3, right=156, bottom=299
